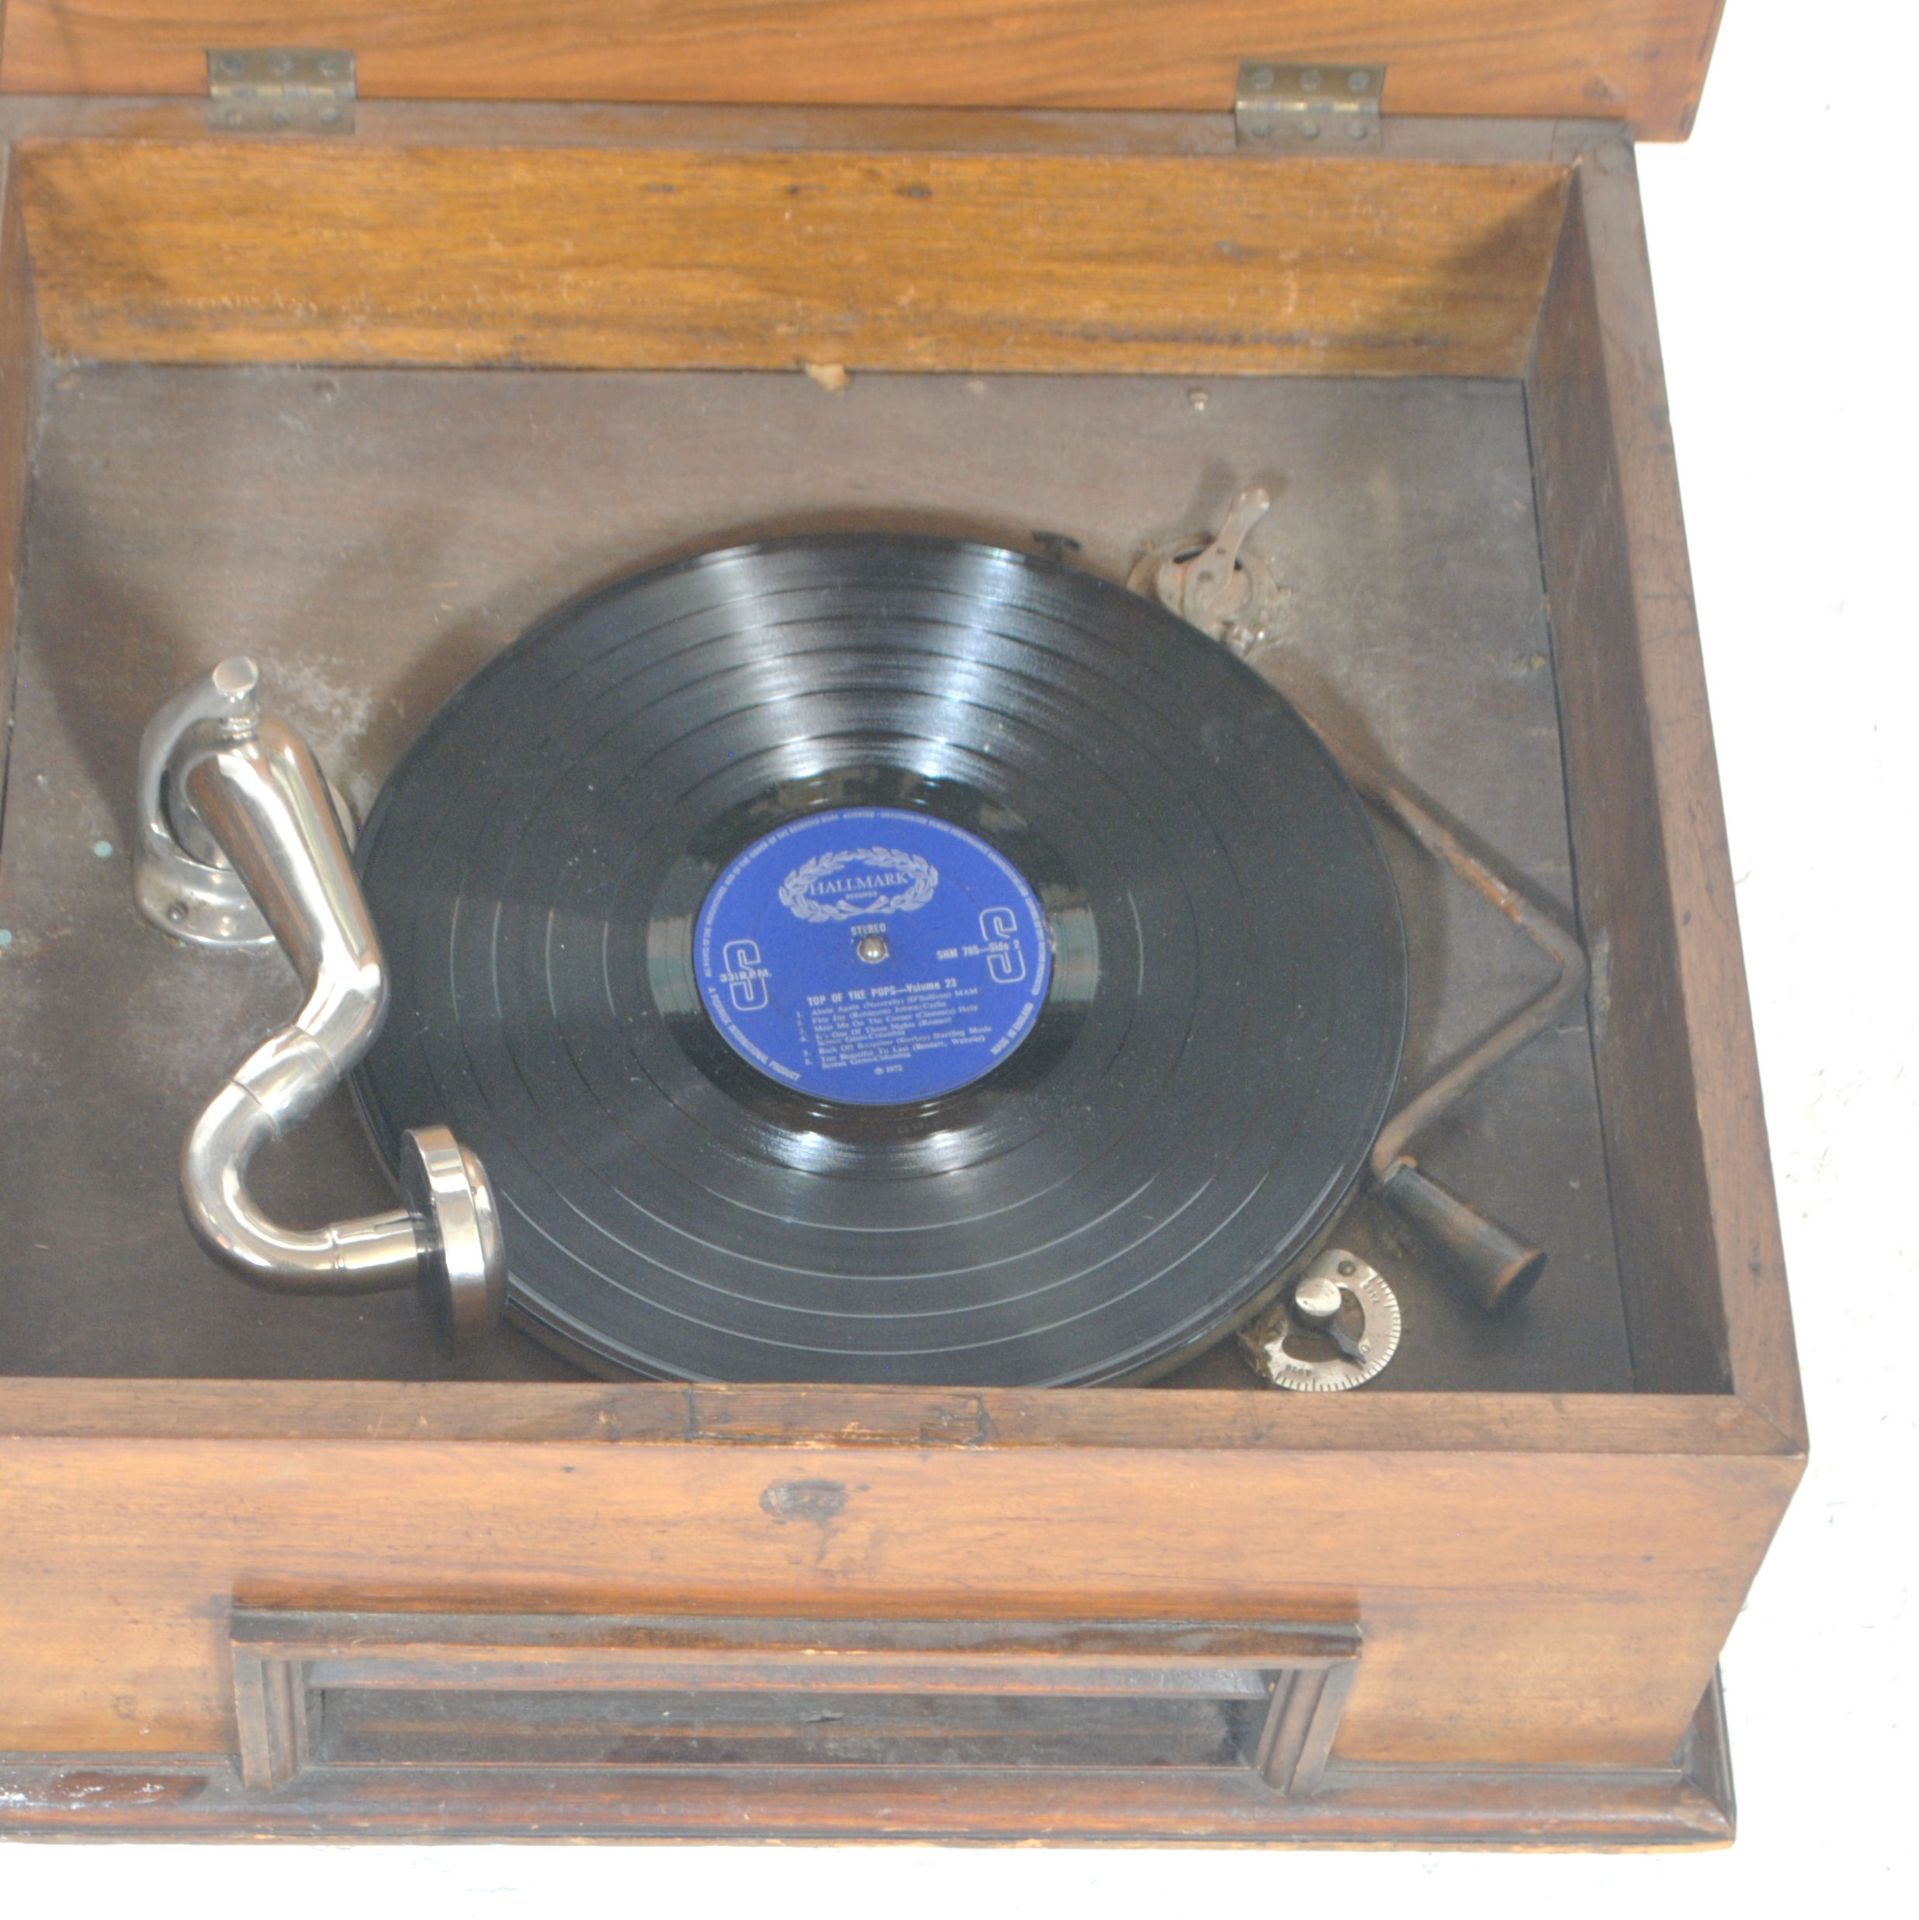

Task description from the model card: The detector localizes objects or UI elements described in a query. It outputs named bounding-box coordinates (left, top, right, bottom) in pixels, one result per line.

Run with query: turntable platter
left=352, top=536, right=1405, bottom=1385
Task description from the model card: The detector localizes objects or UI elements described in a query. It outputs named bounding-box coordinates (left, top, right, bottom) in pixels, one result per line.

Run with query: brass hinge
left=1234, top=61, right=1384, bottom=150
left=206, top=49, right=356, bottom=134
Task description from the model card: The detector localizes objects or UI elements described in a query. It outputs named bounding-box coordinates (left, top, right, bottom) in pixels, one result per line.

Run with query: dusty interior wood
left=14, top=141, right=1569, bottom=375
left=0, top=1, right=1726, bottom=140
left=0, top=355, right=1632, bottom=1393
left=0, top=131, right=1740, bottom=1407
left=1529, top=176, right=1722, bottom=1394
left=1526, top=151, right=1797, bottom=1438
left=0, top=150, right=32, bottom=816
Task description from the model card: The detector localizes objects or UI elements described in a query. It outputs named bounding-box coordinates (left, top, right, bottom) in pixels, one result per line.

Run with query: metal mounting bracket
left=207, top=49, right=356, bottom=134
left=134, top=664, right=354, bottom=948
left=1235, top=61, right=1384, bottom=150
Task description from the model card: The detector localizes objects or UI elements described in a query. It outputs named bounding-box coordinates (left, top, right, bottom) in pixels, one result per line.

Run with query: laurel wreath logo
left=778, top=846, right=939, bottom=923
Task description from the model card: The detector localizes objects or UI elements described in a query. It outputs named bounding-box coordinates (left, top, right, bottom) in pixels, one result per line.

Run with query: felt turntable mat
left=0, top=365, right=1634, bottom=1392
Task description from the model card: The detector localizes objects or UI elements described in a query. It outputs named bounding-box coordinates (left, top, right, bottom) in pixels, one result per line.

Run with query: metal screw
left=269, top=52, right=294, bottom=78
left=1248, top=66, right=1275, bottom=91
left=270, top=106, right=290, bottom=127
left=1349, top=120, right=1370, bottom=141
left=166, top=900, right=190, bottom=926
left=218, top=53, right=244, bottom=77
left=1348, top=69, right=1372, bottom=93
left=320, top=107, right=341, bottom=126
left=1300, top=120, right=1321, bottom=140
left=1187, top=388, right=1210, bottom=412
left=856, top=933, right=890, bottom=965
left=211, top=657, right=262, bottom=738
left=318, top=57, right=343, bottom=79
left=212, top=656, right=260, bottom=701
left=1337, top=1258, right=1357, bottom=1277
left=1250, top=121, right=1272, bottom=140
left=1292, top=1275, right=1344, bottom=1327
left=1300, top=68, right=1323, bottom=93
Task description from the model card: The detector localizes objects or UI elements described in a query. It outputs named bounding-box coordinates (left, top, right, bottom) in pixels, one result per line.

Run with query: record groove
left=354, top=536, right=1406, bottom=1385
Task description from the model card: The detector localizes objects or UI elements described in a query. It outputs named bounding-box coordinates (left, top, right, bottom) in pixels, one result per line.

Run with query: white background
left=6, top=3, right=1912, bottom=1908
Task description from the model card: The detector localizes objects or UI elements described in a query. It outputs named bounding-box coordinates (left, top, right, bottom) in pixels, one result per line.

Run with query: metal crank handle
left=152, top=656, right=506, bottom=1351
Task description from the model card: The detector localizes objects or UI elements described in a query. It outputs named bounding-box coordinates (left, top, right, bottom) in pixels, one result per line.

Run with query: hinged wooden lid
left=0, top=2, right=1724, bottom=140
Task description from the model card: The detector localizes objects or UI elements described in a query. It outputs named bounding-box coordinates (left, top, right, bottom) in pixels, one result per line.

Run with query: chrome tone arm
left=154, top=657, right=505, bottom=1351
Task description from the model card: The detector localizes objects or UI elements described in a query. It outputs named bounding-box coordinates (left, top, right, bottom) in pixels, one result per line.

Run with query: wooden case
left=0, top=1, right=1803, bottom=1848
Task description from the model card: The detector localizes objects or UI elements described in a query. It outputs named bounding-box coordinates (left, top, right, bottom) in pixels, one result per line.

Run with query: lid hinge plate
left=207, top=49, right=356, bottom=134
left=1235, top=61, right=1384, bottom=150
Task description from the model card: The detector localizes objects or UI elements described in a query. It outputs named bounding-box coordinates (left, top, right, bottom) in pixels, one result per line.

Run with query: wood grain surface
left=14, top=141, right=1569, bottom=374
left=0, top=1429, right=1796, bottom=1772
left=0, top=2, right=1726, bottom=140
left=226, top=1609, right=1359, bottom=1793
left=0, top=1379, right=1801, bottom=1453
left=0, top=1688, right=1737, bottom=1842
left=0, top=1382, right=1797, bottom=1451
left=1524, top=144, right=1805, bottom=1442
left=0, top=96, right=1620, bottom=162
left=0, top=97, right=1804, bottom=1844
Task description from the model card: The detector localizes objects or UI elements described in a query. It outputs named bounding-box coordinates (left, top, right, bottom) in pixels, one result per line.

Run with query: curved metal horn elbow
left=155, top=657, right=505, bottom=1352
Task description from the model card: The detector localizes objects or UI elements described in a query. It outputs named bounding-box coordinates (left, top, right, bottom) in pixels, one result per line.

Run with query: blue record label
left=693, top=806, right=1053, bottom=1105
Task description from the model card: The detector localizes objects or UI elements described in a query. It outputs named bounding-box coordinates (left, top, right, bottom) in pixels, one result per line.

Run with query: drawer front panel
left=231, top=1610, right=1359, bottom=1797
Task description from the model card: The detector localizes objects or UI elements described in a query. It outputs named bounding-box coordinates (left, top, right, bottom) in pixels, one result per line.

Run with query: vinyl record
left=353, top=536, right=1406, bottom=1385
